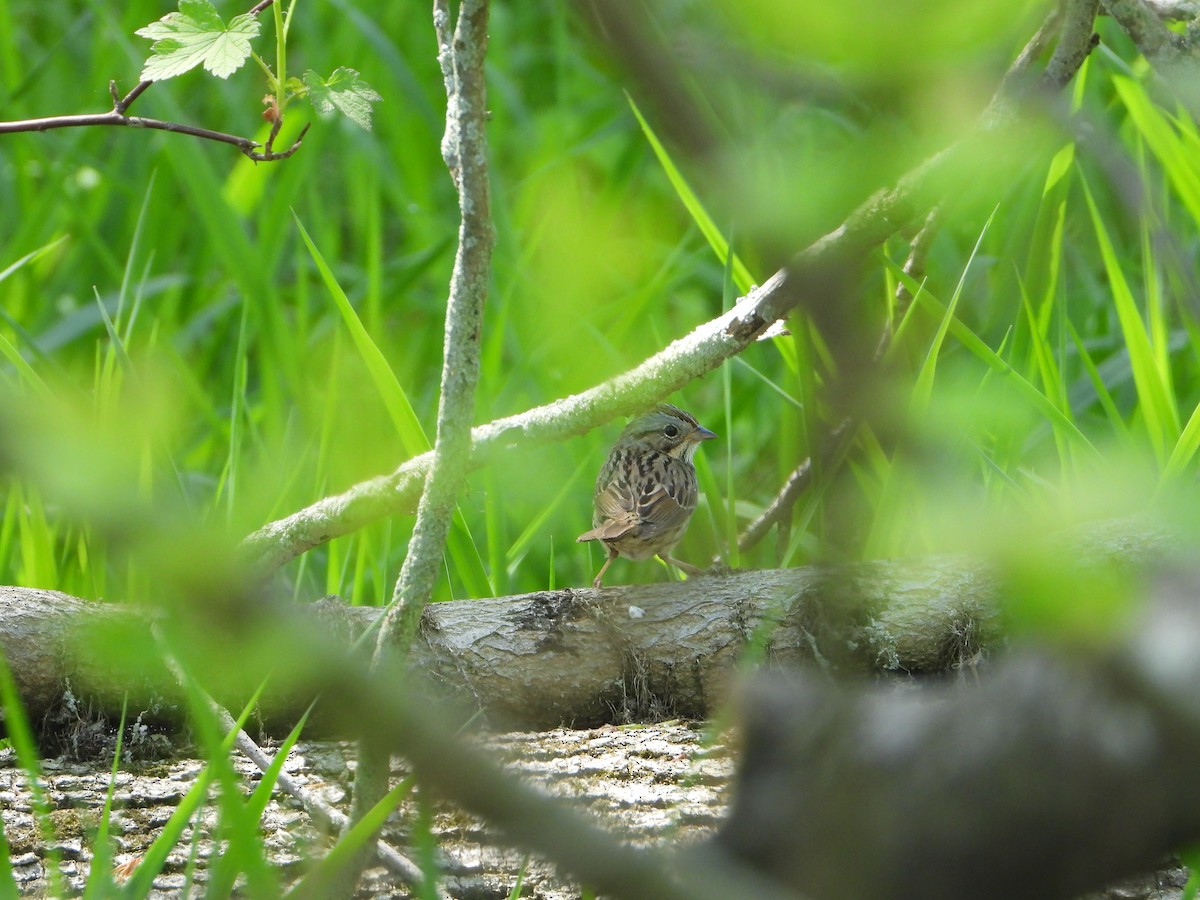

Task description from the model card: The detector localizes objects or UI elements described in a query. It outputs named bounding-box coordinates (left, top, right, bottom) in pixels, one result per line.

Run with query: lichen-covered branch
left=373, top=0, right=492, bottom=650
left=344, top=0, right=494, bottom=887
left=1101, top=0, right=1189, bottom=63
left=1045, top=0, right=1101, bottom=89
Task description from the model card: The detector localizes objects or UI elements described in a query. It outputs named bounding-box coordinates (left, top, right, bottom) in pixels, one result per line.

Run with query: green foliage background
left=1, top=0, right=1199, bottom=622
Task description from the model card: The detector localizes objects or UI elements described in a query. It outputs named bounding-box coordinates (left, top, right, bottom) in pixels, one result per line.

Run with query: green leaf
left=303, top=67, right=382, bottom=131
left=135, top=0, right=260, bottom=81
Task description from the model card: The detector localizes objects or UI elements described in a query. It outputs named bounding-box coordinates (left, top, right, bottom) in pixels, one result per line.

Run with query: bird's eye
left=663, top=424, right=680, bottom=438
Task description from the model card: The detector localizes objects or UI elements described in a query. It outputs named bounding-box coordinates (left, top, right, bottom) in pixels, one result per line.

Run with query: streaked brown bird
left=577, top=404, right=716, bottom=588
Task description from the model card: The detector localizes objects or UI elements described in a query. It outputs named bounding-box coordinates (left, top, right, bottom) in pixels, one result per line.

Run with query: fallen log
left=1, top=559, right=998, bottom=733
left=0, top=522, right=1168, bottom=733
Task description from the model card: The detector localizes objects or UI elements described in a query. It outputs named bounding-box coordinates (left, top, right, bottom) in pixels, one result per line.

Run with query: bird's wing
left=578, top=458, right=698, bottom=542
left=577, top=479, right=638, bottom=542
left=636, top=470, right=697, bottom=532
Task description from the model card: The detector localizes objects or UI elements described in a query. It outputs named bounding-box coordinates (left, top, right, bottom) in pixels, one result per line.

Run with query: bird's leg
left=592, top=545, right=620, bottom=589
left=661, top=554, right=703, bottom=578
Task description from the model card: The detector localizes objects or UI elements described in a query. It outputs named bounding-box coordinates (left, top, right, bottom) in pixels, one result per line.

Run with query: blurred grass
left=0, top=0, right=1199, bottom=610
left=6, top=0, right=1200, bottom=894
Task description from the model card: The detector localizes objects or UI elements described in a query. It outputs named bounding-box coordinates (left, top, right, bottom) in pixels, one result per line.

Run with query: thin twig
left=254, top=122, right=312, bottom=162
left=732, top=420, right=855, bottom=557
left=0, top=112, right=260, bottom=151
left=115, top=80, right=154, bottom=114
left=0, top=0, right=302, bottom=162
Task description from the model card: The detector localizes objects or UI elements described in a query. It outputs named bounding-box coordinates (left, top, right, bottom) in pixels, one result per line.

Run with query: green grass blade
left=1017, top=279, right=1075, bottom=469
left=0, top=330, right=52, bottom=399
left=912, top=206, right=997, bottom=413
left=82, top=696, right=129, bottom=899
left=246, top=708, right=314, bottom=823
left=292, top=212, right=493, bottom=598
left=719, top=242, right=739, bottom=567
left=194, top=683, right=280, bottom=900
left=506, top=456, right=590, bottom=573
left=294, top=213, right=428, bottom=451
left=887, top=261, right=1099, bottom=461
left=0, top=239, right=65, bottom=399
left=1180, top=847, right=1200, bottom=900
left=1113, top=76, right=1200, bottom=225
left=626, top=94, right=757, bottom=295
left=120, top=767, right=214, bottom=897
left=123, top=652, right=270, bottom=898
left=1065, top=320, right=1128, bottom=442
left=0, top=651, right=64, bottom=897
left=200, top=694, right=307, bottom=900
left=0, top=809, right=16, bottom=900
left=285, top=775, right=417, bottom=898
left=506, top=855, right=531, bottom=900
left=413, top=793, right=442, bottom=900
left=1080, top=175, right=1179, bottom=463
left=0, top=236, right=69, bottom=286
left=1164, top=401, right=1200, bottom=484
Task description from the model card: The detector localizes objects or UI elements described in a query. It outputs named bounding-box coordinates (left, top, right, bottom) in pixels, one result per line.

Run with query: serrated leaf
left=303, top=67, right=382, bottom=131
left=135, top=0, right=260, bottom=81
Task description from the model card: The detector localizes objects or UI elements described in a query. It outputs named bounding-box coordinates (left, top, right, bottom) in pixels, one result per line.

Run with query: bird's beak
left=692, top=426, right=717, bottom=442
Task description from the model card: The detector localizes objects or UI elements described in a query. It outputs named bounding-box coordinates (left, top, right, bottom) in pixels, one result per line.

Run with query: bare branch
left=0, top=0, right=297, bottom=161
left=0, top=111, right=261, bottom=153
left=733, top=420, right=856, bottom=558
left=249, top=121, right=312, bottom=162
